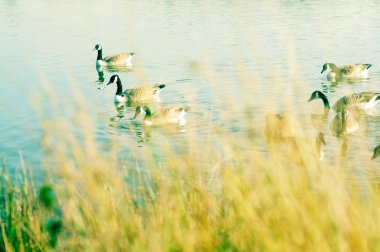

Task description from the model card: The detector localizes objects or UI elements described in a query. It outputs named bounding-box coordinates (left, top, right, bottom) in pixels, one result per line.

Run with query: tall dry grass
left=1, top=65, right=380, bottom=251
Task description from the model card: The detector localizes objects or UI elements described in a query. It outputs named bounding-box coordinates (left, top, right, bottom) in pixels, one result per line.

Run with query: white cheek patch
left=114, top=76, right=118, bottom=83
left=115, top=95, right=126, bottom=103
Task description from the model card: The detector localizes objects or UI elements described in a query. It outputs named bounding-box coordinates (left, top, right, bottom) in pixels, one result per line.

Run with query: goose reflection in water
left=95, top=65, right=133, bottom=85
left=264, top=114, right=326, bottom=166
left=96, top=67, right=105, bottom=84
left=108, top=109, right=152, bottom=144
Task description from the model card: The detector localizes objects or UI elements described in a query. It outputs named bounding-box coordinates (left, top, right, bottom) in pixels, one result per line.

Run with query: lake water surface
left=1, top=0, right=380, bottom=174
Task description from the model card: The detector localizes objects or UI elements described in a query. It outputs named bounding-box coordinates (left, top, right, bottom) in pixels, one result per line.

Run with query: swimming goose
left=308, top=90, right=380, bottom=113
left=107, top=75, right=165, bottom=103
left=372, top=144, right=380, bottom=160
left=264, top=114, right=294, bottom=142
left=321, top=63, right=372, bottom=81
left=264, top=114, right=326, bottom=163
left=134, top=105, right=190, bottom=126
left=330, top=108, right=359, bottom=137
left=94, top=44, right=134, bottom=68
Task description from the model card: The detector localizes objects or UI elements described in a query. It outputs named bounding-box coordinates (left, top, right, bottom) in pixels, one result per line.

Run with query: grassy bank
left=1, top=68, right=380, bottom=251
left=1, top=105, right=380, bottom=252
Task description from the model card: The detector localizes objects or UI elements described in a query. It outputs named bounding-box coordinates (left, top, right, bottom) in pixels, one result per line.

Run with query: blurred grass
left=2, top=67, right=380, bottom=251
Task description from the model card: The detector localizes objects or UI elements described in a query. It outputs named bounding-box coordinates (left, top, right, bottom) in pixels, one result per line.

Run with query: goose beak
left=321, top=69, right=325, bottom=74
left=308, top=96, right=314, bottom=102
left=107, top=81, right=112, bottom=85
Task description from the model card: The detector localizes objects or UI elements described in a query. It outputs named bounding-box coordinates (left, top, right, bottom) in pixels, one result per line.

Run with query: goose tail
left=155, top=84, right=166, bottom=89
left=130, top=52, right=135, bottom=56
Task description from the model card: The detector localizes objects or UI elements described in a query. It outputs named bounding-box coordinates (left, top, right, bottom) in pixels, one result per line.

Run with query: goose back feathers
left=94, top=44, right=134, bottom=68
left=134, top=105, right=190, bottom=126
left=308, top=90, right=380, bottom=113
left=321, top=63, right=372, bottom=81
left=107, top=75, right=165, bottom=103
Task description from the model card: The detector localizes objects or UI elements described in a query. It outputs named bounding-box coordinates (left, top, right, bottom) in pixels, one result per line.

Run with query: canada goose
left=107, top=75, right=165, bottom=103
left=93, top=44, right=134, bottom=68
left=321, top=63, right=372, bottom=81
left=372, top=144, right=380, bottom=160
left=308, top=90, right=380, bottom=113
left=330, top=108, right=359, bottom=137
left=134, top=105, right=190, bottom=126
left=264, top=114, right=294, bottom=142
left=264, top=114, right=326, bottom=164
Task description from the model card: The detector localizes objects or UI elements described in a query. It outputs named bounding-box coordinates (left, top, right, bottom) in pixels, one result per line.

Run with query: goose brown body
left=321, top=63, right=372, bottom=81
left=308, top=90, right=380, bottom=113
left=94, top=44, right=134, bottom=68
left=330, top=108, right=359, bottom=137
left=107, top=75, right=165, bottom=103
left=134, top=105, right=190, bottom=126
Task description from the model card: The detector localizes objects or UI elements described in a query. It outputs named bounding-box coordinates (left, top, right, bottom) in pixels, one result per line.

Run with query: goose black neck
left=97, top=49, right=103, bottom=60
left=115, top=79, right=123, bottom=95
left=319, top=92, right=330, bottom=111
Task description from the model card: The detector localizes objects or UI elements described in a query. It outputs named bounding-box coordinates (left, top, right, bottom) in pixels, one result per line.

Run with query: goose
left=372, top=144, right=380, bottom=160
left=321, top=63, right=372, bottom=81
left=264, top=114, right=326, bottom=163
left=264, top=114, right=294, bottom=143
left=107, top=75, right=165, bottom=103
left=93, top=44, right=134, bottom=68
left=308, top=90, right=380, bottom=113
left=330, top=108, right=359, bottom=137
left=134, top=105, right=190, bottom=126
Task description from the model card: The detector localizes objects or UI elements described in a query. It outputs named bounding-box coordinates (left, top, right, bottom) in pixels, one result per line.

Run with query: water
left=1, top=0, right=380, bottom=174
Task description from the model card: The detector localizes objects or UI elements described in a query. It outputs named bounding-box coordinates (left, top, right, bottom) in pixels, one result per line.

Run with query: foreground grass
left=1, top=112, right=380, bottom=252
left=2, top=70, right=380, bottom=251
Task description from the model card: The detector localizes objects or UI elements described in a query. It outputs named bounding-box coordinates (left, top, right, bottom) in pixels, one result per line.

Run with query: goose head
left=107, top=75, right=124, bottom=99
left=107, top=75, right=121, bottom=86
left=372, top=144, right=380, bottom=160
left=321, top=63, right=330, bottom=74
left=308, top=90, right=330, bottom=111
left=134, top=106, right=152, bottom=119
left=308, top=90, right=324, bottom=102
left=134, top=106, right=144, bottom=119
left=93, top=44, right=102, bottom=51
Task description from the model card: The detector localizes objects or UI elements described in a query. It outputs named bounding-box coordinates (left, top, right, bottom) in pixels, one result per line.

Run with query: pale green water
left=1, top=0, right=380, bottom=173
